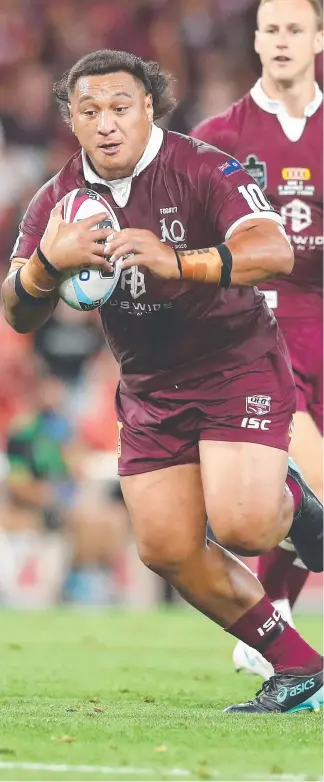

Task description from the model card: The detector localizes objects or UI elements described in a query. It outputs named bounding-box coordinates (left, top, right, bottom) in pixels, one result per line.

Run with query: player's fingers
left=89, top=227, right=115, bottom=243
left=90, top=242, right=107, bottom=257
left=51, top=203, right=63, bottom=216
left=82, top=212, right=109, bottom=227
left=104, top=229, right=143, bottom=253
left=119, top=254, right=147, bottom=270
left=104, top=234, right=125, bottom=254
left=89, top=254, right=115, bottom=271
left=109, top=242, right=136, bottom=263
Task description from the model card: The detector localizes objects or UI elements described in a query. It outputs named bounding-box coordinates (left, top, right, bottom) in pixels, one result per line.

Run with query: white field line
left=0, top=764, right=316, bottom=781
left=0, top=762, right=191, bottom=777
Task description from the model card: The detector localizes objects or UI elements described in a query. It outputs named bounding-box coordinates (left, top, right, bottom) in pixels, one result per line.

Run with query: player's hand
left=40, top=208, right=115, bottom=272
left=105, top=228, right=181, bottom=280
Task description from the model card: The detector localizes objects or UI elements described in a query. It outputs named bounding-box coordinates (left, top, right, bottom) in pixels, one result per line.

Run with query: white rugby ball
left=59, top=188, right=121, bottom=311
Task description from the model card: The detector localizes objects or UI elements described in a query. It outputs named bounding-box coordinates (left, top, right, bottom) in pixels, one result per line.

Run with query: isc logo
left=257, top=608, right=281, bottom=637
left=241, top=417, right=271, bottom=430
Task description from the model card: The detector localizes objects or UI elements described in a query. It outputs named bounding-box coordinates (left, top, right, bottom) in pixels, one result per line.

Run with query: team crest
left=243, top=155, right=267, bottom=191
left=246, top=395, right=271, bottom=416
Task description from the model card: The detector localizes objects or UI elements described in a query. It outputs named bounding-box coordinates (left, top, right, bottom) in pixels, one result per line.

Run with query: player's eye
left=84, top=110, right=97, bottom=117
left=291, top=28, right=301, bottom=34
left=114, top=106, right=128, bottom=114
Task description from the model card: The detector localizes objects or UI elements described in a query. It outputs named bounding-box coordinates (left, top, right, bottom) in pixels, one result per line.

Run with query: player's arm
left=103, top=218, right=292, bottom=287
left=2, top=200, right=115, bottom=334
left=2, top=203, right=64, bottom=334
left=176, top=218, right=293, bottom=285
left=2, top=255, right=60, bottom=335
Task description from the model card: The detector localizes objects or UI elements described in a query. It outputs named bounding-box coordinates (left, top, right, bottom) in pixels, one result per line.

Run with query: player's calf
left=286, top=458, right=323, bottom=572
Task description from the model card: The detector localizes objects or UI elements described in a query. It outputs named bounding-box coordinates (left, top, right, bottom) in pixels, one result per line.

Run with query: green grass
left=0, top=608, right=321, bottom=781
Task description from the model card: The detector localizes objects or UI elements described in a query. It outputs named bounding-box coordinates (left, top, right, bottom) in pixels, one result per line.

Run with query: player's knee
left=137, top=537, right=198, bottom=575
left=213, top=507, right=277, bottom=556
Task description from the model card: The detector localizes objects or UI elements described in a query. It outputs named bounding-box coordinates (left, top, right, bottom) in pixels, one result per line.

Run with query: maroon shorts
left=116, top=337, right=296, bottom=476
left=279, top=318, right=323, bottom=434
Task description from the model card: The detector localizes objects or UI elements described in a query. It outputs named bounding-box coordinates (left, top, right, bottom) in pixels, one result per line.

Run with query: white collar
left=250, top=78, right=323, bottom=118
left=81, top=124, right=163, bottom=207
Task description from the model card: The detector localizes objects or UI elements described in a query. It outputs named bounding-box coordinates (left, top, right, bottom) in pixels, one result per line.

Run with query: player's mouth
left=274, top=56, right=291, bottom=63
left=98, top=142, right=122, bottom=156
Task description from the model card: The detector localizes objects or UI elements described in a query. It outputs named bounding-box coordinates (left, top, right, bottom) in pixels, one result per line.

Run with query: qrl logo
left=281, top=199, right=312, bottom=233
left=241, top=417, right=271, bottom=430
left=160, top=218, right=186, bottom=243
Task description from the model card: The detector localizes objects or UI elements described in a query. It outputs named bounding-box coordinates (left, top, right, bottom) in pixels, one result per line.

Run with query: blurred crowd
left=0, top=0, right=321, bottom=607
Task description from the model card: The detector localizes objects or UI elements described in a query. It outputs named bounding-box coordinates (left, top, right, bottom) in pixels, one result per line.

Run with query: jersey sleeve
left=10, top=179, right=58, bottom=262
left=203, top=156, right=283, bottom=241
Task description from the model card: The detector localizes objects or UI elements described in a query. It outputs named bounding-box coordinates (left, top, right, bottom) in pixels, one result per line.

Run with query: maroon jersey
left=192, top=80, right=323, bottom=320
left=11, top=126, right=284, bottom=392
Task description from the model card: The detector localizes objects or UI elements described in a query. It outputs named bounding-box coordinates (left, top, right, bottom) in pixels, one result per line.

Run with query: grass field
left=0, top=608, right=321, bottom=782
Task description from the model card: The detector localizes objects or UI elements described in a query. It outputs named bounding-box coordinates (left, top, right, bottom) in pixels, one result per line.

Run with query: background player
left=1, top=49, right=323, bottom=713
left=191, top=0, right=323, bottom=679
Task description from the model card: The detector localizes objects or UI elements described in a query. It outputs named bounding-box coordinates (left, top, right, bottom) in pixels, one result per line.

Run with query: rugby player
left=2, top=49, right=323, bottom=713
left=191, top=0, right=323, bottom=679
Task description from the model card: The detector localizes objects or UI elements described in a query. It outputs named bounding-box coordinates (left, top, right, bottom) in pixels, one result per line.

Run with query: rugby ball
left=59, top=188, right=122, bottom=311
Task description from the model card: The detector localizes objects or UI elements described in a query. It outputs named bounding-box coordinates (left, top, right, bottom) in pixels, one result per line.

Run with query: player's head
left=53, top=50, right=175, bottom=180
left=255, top=0, right=323, bottom=85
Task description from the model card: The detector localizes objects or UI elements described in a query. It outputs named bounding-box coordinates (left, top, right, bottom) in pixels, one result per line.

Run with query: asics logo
left=277, top=687, right=288, bottom=703
left=277, top=678, right=315, bottom=703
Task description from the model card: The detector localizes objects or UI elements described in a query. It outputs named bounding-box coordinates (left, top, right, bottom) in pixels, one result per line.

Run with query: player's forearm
left=1, top=252, right=60, bottom=334
left=177, top=223, right=294, bottom=287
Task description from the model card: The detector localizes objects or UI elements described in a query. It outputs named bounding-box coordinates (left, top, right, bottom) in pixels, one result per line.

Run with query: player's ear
left=68, top=103, right=75, bottom=133
left=313, top=30, right=323, bottom=55
left=254, top=30, right=261, bottom=55
left=145, top=94, right=154, bottom=124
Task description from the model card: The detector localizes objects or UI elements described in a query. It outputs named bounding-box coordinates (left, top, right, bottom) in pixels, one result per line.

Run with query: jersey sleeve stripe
left=225, top=211, right=284, bottom=240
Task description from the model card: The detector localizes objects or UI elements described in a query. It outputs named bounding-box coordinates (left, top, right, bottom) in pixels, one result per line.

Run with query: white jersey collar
left=81, top=123, right=163, bottom=207
left=250, top=78, right=323, bottom=118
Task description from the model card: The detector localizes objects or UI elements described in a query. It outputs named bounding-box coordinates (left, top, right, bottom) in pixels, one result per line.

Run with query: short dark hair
left=53, top=49, right=176, bottom=124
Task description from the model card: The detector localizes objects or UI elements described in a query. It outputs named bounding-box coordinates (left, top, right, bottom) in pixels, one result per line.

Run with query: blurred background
left=0, top=0, right=321, bottom=610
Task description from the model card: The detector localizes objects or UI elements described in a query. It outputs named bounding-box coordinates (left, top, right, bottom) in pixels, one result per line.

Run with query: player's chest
left=96, top=180, right=212, bottom=308
left=97, top=178, right=211, bottom=254
left=238, top=118, right=322, bottom=206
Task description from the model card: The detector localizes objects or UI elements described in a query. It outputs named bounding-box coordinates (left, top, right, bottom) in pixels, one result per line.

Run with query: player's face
left=69, top=71, right=154, bottom=180
left=255, top=0, right=323, bottom=84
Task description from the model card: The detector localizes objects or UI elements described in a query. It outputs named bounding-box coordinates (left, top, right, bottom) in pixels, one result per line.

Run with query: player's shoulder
left=161, top=128, right=238, bottom=167
left=27, top=148, right=84, bottom=216
left=189, top=93, right=253, bottom=152
left=160, top=129, right=244, bottom=187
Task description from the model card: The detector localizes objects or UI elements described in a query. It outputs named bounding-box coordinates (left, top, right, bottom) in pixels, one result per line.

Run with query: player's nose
left=97, top=110, right=117, bottom=135
left=276, top=33, right=289, bottom=48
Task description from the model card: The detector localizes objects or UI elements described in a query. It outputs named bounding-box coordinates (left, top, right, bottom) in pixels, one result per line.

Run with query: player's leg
left=199, top=439, right=323, bottom=713
left=121, top=463, right=266, bottom=627
left=258, top=320, right=324, bottom=614
left=257, top=401, right=323, bottom=628
left=116, top=384, right=264, bottom=627
left=234, top=411, right=323, bottom=678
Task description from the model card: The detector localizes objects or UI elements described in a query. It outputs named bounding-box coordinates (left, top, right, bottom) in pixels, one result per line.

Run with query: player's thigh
left=200, top=439, right=288, bottom=553
left=120, top=463, right=207, bottom=568
left=289, top=411, right=323, bottom=501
